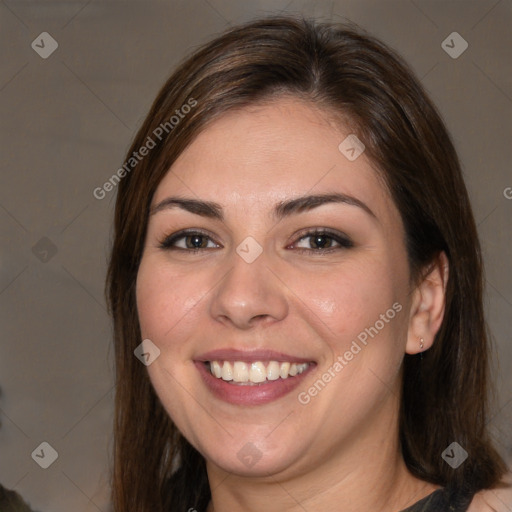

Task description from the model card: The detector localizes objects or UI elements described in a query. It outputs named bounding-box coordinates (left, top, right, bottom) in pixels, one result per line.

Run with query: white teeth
left=211, top=361, right=222, bottom=378
left=233, top=362, right=249, bottom=382
left=221, top=361, right=233, bottom=381
left=266, top=361, right=281, bottom=381
left=296, top=363, right=308, bottom=374
left=249, top=362, right=266, bottom=383
left=209, top=360, right=309, bottom=383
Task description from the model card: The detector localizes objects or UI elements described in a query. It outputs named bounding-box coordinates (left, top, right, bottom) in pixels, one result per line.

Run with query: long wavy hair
left=106, top=16, right=508, bottom=511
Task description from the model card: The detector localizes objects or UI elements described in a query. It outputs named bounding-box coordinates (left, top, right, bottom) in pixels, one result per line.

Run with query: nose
left=209, top=247, right=289, bottom=330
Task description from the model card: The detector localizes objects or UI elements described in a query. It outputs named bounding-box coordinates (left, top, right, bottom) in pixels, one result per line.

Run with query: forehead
left=152, top=98, right=396, bottom=224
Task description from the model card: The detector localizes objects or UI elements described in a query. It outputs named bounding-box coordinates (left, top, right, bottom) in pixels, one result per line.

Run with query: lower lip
left=195, top=362, right=314, bottom=406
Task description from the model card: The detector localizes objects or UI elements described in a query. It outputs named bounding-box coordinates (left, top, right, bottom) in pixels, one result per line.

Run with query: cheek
left=293, top=255, right=405, bottom=345
left=293, top=260, right=408, bottom=418
left=136, top=257, right=207, bottom=344
left=135, top=258, right=208, bottom=438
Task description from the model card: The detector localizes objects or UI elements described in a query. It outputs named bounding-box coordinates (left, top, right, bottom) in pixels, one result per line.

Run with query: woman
left=106, top=16, right=510, bottom=512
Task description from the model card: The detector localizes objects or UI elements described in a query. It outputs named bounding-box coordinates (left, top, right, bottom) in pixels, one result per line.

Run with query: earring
left=419, top=338, right=424, bottom=350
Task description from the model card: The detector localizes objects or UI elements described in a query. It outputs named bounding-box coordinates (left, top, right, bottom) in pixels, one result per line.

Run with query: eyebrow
left=150, top=193, right=377, bottom=221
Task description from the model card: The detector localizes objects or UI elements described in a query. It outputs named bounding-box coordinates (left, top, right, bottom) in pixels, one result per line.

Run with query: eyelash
left=158, top=228, right=354, bottom=255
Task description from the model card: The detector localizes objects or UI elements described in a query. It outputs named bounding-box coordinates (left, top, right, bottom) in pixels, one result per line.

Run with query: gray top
left=400, top=486, right=475, bottom=512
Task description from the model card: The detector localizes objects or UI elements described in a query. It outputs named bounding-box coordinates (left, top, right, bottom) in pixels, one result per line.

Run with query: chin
left=204, top=444, right=301, bottom=478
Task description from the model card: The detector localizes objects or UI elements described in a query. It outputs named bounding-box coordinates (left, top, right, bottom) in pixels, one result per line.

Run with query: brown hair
left=106, top=16, right=508, bottom=511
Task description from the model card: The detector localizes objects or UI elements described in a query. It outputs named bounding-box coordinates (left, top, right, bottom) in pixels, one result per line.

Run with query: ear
left=406, top=251, right=449, bottom=354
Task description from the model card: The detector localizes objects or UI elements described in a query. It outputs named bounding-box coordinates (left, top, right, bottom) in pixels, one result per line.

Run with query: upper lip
left=195, top=349, right=313, bottom=364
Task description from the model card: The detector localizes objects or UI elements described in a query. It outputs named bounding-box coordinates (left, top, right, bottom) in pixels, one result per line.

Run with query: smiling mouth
left=205, top=360, right=311, bottom=385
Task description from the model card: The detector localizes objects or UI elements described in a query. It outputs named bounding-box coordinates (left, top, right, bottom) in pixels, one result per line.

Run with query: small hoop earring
left=419, top=338, right=424, bottom=350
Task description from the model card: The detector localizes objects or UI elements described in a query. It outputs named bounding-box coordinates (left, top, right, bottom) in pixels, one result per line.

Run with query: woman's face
left=136, top=98, right=415, bottom=478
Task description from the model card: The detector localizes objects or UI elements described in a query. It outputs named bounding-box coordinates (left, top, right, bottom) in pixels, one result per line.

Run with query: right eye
left=158, top=229, right=221, bottom=252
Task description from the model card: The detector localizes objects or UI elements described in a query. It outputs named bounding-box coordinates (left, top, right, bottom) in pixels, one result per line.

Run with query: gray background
left=0, top=1, right=511, bottom=511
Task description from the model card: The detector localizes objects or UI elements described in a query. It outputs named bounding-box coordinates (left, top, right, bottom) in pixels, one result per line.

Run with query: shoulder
left=467, top=473, right=512, bottom=512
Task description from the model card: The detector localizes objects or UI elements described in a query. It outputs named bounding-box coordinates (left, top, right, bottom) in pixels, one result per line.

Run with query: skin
left=136, top=97, right=450, bottom=512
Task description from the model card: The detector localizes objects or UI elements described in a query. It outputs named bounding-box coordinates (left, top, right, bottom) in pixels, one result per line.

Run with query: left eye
left=291, top=231, right=353, bottom=251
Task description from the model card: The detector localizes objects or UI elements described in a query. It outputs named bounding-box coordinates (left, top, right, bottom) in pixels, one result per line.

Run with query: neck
left=207, top=452, right=436, bottom=512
